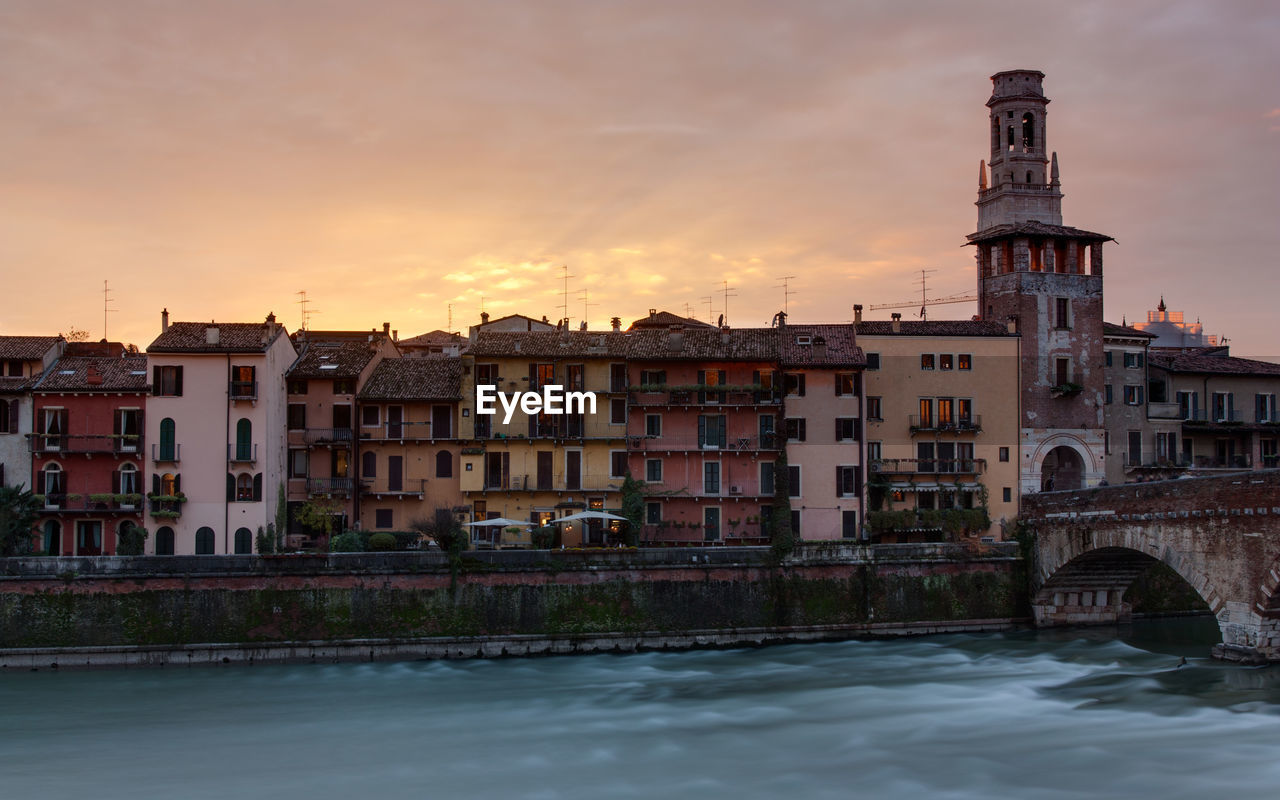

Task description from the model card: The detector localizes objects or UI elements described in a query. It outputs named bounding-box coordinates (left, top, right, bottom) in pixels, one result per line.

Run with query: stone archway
left=1040, top=445, right=1084, bottom=491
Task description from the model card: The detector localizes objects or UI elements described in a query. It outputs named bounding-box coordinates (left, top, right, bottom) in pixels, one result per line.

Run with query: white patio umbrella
left=464, top=518, right=533, bottom=527
left=551, top=511, right=630, bottom=524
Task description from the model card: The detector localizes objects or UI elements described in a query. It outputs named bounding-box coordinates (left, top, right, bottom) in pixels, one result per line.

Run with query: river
left=3, top=618, right=1278, bottom=799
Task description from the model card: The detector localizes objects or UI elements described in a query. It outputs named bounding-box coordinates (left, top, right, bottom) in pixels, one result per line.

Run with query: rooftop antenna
left=447, top=303, right=453, bottom=332
left=577, top=288, right=599, bottom=330
left=775, top=275, right=797, bottom=316
left=559, top=265, right=576, bottom=328
left=720, top=280, right=738, bottom=326
left=682, top=302, right=694, bottom=318
left=102, top=279, right=116, bottom=341
left=869, top=269, right=976, bottom=320
left=296, top=291, right=320, bottom=331
left=914, top=269, right=937, bottom=320
left=702, top=295, right=715, bottom=324
left=479, top=294, right=487, bottom=319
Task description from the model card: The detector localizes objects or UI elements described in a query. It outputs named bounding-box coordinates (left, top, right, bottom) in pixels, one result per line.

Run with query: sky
left=1, top=0, right=1277, bottom=357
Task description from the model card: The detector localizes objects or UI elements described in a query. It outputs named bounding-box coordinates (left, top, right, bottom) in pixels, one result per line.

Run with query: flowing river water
left=4, top=618, right=1279, bottom=799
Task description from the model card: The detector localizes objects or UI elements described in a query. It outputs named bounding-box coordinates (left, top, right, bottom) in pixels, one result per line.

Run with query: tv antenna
left=296, top=291, right=320, bottom=330
left=702, top=295, right=715, bottom=324
left=775, top=275, right=797, bottom=316
left=869, top=269, right=976, bottom=321
left=102, top=280, right=117, bottom=341
left=577, top=288, right=599, bottom=329
left=559, top=265, right=576, bottom=328
left=720, top=280, right=738, bottom=326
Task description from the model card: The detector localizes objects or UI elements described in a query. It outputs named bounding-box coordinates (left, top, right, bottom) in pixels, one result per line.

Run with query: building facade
left=0, top=336, right=65, bottom=490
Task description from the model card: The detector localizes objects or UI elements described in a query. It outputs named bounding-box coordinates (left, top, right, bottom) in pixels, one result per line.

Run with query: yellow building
left=857, top=316, right=1021, bottom=541
left=459, top=330, right=631, bottom=547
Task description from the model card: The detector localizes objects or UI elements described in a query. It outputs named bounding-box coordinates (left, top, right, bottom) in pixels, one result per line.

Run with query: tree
left=619, top=473, right=645, bottom=546
left=117, top=523, right=148, bottom=556
left=295, top=496, right=343, bottom=544
left=770, top=454, right=795, bottom=560
left=410, top=507, right=468, bottom=586
left=0, top=484, right=40, bottom=557
left=62, top=327, right=90, bottom=343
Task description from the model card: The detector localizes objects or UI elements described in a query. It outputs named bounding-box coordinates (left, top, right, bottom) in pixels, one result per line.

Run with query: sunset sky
left=2, top=1, right=1277, bottom=356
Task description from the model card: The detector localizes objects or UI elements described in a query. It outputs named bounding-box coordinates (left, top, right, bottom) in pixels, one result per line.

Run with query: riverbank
left=0, top=543, right=1028, bottom=669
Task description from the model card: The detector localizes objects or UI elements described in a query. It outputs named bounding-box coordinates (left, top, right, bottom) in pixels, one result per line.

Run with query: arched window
left=159, top=418, right=176, bottom=461
left=362, top=451, right=376, bottom=479
left=436, top=450, right=453, bottom=478
left=1026, top=170, right=1033, bottom=184
left=155, top=526, right=175, bottom=555
left=42, top=462, right=63, bottom=496
left=991, top=117, right=1000, bottom=152
left=234, top=527, right=253, bottom=554
left=1021, top=112, right=1035, bottom=150
left=236, top=473, right=254, bottom=501
left=118, top=463, right=139, bottom=497
left=235, top=418, right=252, bottom=461
left=161, top=472, right=177, bottom=496
left=1007, top=125, right=1015, bottom=151
left=43, top=520, right=61, bottom=555
left=195, top=526, right=215, bottom=555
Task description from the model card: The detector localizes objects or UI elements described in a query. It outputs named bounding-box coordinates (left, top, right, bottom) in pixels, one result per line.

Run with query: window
left=1055, top=358, right=1071, bottom=386
left=645, top=459, right=663, bottom=482
left=835, top=373, right=858, bottom=396
left=937, top=398, right=954, bottom=426
left=1128, top=431, right=1142, bottom=466
left=288, top=379, right=308, bottom=395
left=698, top=415, right=727, bottom=449
left=785, top=418, right=807, bottom=442
left=842, top=510, right=859, bottom=540
left=1257, top=394, right=1277, bottom=423
left=760, top=462, right=775, bottom=495
left=235, top=418, right=253, bottom=461
left=40, top=408, right=67, bottom=449
left=1055, top=298, right=1071, bottom=329
left=866, top=396, right=883, bottom=420
left=42, top=462, right=64, bottom=496
left=1177, top=390, right=1198, bottom=421
left=759, top=414, right=776, bottom=446
left=6, top=359, right=22, bottom=377
left=375, top=509, right=394, bottom=529
left=287, top=403, right=306, bottom=430
left=835, top=418, right=859, bottom=442
left=639, top=370, right=666, bottom=387
left=0, top=398, right=12, bottom=433
left=865, top=353, right=880, bottom=370
left=42, top=520, right=61, bottom=555
left=1124, top=352, right=1143, bottom=369
left=645, top=502, right=662, bottom=525
left=917, top=398, right=933, bottom=428
left=866, top=441, right=882, bottom=462
left=957, top=398, right=973, bottom=425
left=999, top=446, right=1010, bottom=463
left=236, top=473, right=254, bottom=501
left=788, top=465, right=801, bottom=499
left=836, top=466, right=860, bottom=498
left=1213, top=392, right=1234, bottom=422
left=610, top=363, right=627, bottom=393
left=285, top=449, right=307, bottom=479
left=361, top=406, right=379, bottom=427
left=1105, top=385, right=1113, bottom=405
left=610, top=398, right=626, bottom=425
left=610, top=451, right=629, bottom=478
left=920, top=354, right=935, bottom=370
left=436, top=450, right=453, bottom=478
left=117, top=463, right=139, bottom=496
left=1105, top=351, right=1113, bottom=368
left=566, top=364, right=585, bottom=391
left=1124, top=385, right=1144, bottom=406
left=158, top=418, right=176, bottom=461
left=939, top=354, right=954, bottom=371
left=195, top=527, right=215, bottom=555
left=958, top=353, right=972, bottom=370
left=917, top=442, right=935, bottom=473
left=1156, top=432, right=1177, bottom=462
left=153, top=366, right=183, bottom=396
left=784, top=373, right=806, bottom=396
left=230, top=365, right=256, bottom=398
left=645, top=414, right=662, bottom=437
left=333, top=379, right=354, bottom=395
left=1002, top=487, right=1012, bottom=503
left=359, top=450, right=375, bottom=479
left=703, top=462, right=720, bottom=494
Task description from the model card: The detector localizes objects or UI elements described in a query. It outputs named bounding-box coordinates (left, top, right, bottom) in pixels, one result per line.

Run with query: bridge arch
left=1033, top=525, right=1229, bottom=643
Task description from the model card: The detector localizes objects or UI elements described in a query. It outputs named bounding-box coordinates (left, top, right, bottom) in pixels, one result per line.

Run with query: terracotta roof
left=1103, top=322, right=1156, bottom=339
left=470, top=331, right=629, bottom=358
left=358, top=358, right=462, bottom=400
left=855, top=320, right=1014, bottom=337
left=292, top=329, right=394, bottom=345
left=148, top=321, right=289, bottom=353
left=966, top=220, right=1113, bottom=244
left=1149, top=350, right=1280, bottom=377
left=626, top=328, right=778, bottom=361
left=627, top=311, right=715, bottom=330
left=287, top=341, right=378, bottom=380
left=778, top=325, right=865, bottom=367
left=0, top=376, right=31, bottom=394
left=0, top=336, right=62, bottom=360
left=475, top=314, right=556, bottom=331
left=31, top=356, right=149, bottom=392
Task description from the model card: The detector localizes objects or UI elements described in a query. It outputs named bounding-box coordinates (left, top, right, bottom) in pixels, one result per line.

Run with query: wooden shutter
left=36, top=409, right=45, bottom=435
left=37, top=468, right=46, bottom=495
left=501, top=452, right=510, bottom=487
left=227, top=474, right=235, bottom=501
left=113, top=409, right=121, bottom=437
left=174, top=474, right=181, bottom=493
left=152, top=474, right=161, bottom=495
left=697, top=415, right=706, bottom=447
left=152, top=366, right=161, bottom=395
left=253, top=473, right=263, bottom=502
left=6, top=399, right=17, bottom=433
left=111, top=470, right=120, bottom=494
left=716, top=415, right=726, bottom=448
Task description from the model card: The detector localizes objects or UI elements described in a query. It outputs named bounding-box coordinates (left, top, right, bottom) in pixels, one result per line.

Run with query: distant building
left=1101, top=322, right=1183, bottom=484
left=0, top=335, right=64, bottom=490
left=1132, top=297, right=1218, bottom=349
left=398, top=329, right=465, bottom=358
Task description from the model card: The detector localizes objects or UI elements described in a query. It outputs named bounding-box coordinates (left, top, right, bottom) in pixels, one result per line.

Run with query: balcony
left=366, top=421, right=454, bottom=441
left=627, top=433, right=781, bottom=452
left=1147, top=401, right=1184, bottom=420
left=480, top=474, right=617, bottom=492
left=873, top=458, right=986, bottom=475
left=307, top=477, right=354, bottom=494
left=304, top=427, right=354, bottom=445
left=1193, top=454, right=1252, bottom=469
left=1123, top=454, right=1191, bottom=470
left=151, top=443, right=181, bottom=463
left=1185, top=409, right=1243, bottom=424
left=31, top=494, right=145, bottom=513
left=627, top=388, right=783, bottom=407
left=359, top=478, right=427, bottom=496
left=908, top=415, right=983, bottom=435
left=147, top=495, right=184, bottom=519
left=229, top=380, right=258, bottom=400
left=30, top=434, right=143, bottom=455
left=228, top=443, right=258, bottom=464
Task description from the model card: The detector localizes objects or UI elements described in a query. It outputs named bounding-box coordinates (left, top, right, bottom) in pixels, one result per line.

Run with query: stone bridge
left=1022, top=470, right=1280, bottom=663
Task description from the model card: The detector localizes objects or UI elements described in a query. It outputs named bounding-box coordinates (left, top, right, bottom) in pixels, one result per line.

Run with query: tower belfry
left=967, top=70, right=1111, bottom=494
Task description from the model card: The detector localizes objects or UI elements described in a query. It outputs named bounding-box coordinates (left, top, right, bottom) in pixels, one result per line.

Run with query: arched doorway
left=155, top=526, right=175, bottom=555
left=1041, top=445, right=1084, bottom=491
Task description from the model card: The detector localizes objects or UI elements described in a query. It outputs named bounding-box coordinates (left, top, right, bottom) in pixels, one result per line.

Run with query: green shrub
left=329, top=531, right=364, bottom=552
left=116, top=524, right=148, bottom=556
left=368, top=532, right=397, bottom=551
left=531, top=526, right=556, bottom=550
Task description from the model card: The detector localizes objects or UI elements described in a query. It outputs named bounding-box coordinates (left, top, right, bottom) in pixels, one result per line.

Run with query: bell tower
left=969, top=70, right=1111, bottom=494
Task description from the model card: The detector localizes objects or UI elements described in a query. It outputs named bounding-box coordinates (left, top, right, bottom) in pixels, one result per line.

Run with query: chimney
left=891, top=313, right=901, bottom=333
left=853, top=304, right=863, bottom=323
left=382, top=322, right=390, bottom=336
left=86, top=365, right=103, bottom=386
left=161, top=308, right=170, bottom=333
left=206, top=325, right=220, bottom=345
left=611, top=317, right=621, bottom=332
left=392, top=329, right=398, bottom=341
left=481, top=312, right=490, bottom=324
left=1006, top=315, right=1019, bottom=334
left=266, top=311, right=276, bottom=325
left=649, top=308, right=657, bottom=321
